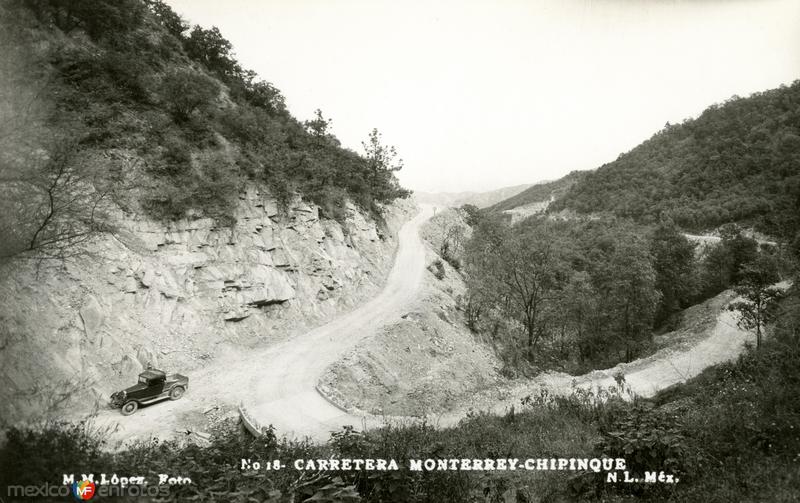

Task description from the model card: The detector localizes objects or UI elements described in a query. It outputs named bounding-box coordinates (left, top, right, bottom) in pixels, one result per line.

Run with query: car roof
left=139, top=369, right=166, bottom=380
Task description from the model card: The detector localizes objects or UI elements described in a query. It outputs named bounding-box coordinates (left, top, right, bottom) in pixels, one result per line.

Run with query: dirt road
left=432, top=286, right=789, bottom=424
left=94, top=205, right=434, bottom=444
left=240, top=205, right=435, bottom=440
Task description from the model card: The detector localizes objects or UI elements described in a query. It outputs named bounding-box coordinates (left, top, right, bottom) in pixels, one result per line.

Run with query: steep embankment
left=0, top=189, right=414, bottom=426
left=320, top=208, right=507, bottom=418
left=319, top=246, right=505, bottom=418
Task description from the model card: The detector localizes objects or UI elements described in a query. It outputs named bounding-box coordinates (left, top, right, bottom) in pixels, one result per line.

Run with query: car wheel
left=121, top=401, right=138, bottom=416
left=169, top=386, right=185, bottom=400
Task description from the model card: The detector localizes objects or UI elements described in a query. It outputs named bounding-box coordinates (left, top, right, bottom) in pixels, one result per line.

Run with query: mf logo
left=71, top=480, right=96, bottom=500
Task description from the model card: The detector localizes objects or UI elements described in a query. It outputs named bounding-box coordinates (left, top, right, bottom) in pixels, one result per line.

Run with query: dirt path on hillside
left=429, top=283, right=790, bottom=426
left=92, top=205, right=435, bottom=445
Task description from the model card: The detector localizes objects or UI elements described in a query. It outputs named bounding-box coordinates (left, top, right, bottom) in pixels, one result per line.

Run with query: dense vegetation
left=454, top=206, right=787, bottom=374
left=3, top=285, right=798, bottom=502
left=547, top=82, right=800, bottom=242
left=1, top=0, right=408, bottom=260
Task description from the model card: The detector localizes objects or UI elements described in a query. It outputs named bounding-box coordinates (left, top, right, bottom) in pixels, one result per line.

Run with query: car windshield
left=139, top=375, right=149, bottom=384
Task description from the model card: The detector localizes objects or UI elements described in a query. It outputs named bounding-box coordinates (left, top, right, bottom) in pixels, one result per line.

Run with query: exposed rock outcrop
left=0, top=187, right=414, bottom=425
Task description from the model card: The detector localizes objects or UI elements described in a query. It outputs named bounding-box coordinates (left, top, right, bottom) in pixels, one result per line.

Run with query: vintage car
left=110, top=368, right=188, bottom=415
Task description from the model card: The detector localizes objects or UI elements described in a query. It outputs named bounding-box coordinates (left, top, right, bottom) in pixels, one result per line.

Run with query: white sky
left=166, top=0, right=800, bottom=193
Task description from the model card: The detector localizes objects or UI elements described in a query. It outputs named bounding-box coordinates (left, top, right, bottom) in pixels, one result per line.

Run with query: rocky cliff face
left=0, top=187, right=414, bottom=425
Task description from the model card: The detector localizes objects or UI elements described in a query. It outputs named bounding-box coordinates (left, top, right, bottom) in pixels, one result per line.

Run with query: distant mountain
left=490, top=82, right=800, bottom=240
left=549, top=82, right=800, bottom=239
left=487, top=172, right=585, bottom=214
left=414, top=183, right=533, bottom=209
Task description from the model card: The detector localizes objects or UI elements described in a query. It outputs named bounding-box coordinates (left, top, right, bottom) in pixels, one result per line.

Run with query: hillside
left=487, top=171, right=585, bottom=213
left=0, top=0, right=415, bottom=425
left=414, top=183, right=532, bottom=209
left=547, top=82, right=800, bottom=240
left=0, top=0, right=409, bottom=264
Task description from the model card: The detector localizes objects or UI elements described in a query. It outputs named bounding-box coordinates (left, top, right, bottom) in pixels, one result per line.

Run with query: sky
left=166, top=0, right=800, bottom=193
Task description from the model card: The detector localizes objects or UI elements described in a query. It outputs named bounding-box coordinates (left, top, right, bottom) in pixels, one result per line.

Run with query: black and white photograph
left=1, top=0, right=799, bottom=501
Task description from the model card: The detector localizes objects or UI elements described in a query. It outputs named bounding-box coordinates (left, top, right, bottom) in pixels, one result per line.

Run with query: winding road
left=240, top=205, right=434, bottom=440
left=94, top=205, right=434, bottom=444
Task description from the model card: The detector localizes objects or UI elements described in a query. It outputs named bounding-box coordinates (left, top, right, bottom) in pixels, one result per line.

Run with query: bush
left=25, top=0, right=145, bottom=41
left=596, top=403, right=694, bottom=478
left=0, top=420, right=112, bottom=487
left=53, top=46, right=150, bottom=108
left=159, top=134, right=192, bottom=176
left=440, top=242, right=461, bottom=270
left=429, top=259, right=446, bottom=280
left=160, top=68, right=219, bottom=123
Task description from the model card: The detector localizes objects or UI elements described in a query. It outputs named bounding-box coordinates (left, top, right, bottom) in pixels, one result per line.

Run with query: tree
left=463, top=214, right=511, bottom=334
left=719, top=224, right=759, bottom=282
left=440, top=223, right=467, bottom=269
left=362, top=129, right=402, bottom=172
left=160, top=68, right=219, bottom=122
left=361, top=128, right=410, bottom=202
left=183, top=26, right=241, bottom=79
left=244, top=79, right=286, bottom=116
left=699, top=225, right=759, bottom=297
left=145, top=0, right=188, bottom=39
left=0, top=138, right=112, bottom=262
left=460, top=204, right=483, bottom=227
left=496, top=221, right=567, bottom=353
left=728, top=254, right=783, bottom=348
left=650, top=220, right=697, bottom=325
left=560, top=271, right=600, bottom=362
left=461, top=275, right=486, bottom=332
left=597, top=238, right=660, bottom=362
left=303, top=109, right=340, bottom=149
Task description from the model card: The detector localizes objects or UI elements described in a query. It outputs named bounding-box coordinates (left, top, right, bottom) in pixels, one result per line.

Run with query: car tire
left=169, top=386, right=185, bottom=400
left=121, top=401, right=138, bottom=416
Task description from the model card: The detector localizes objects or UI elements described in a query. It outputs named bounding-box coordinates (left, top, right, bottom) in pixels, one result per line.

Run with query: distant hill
left=490, top=83, right=800, bottom=240
left=487, top=172, right=585, bottom=213
left=414, top=183, right=532, bottom=209
left=548, top=82, right=800, bottom=239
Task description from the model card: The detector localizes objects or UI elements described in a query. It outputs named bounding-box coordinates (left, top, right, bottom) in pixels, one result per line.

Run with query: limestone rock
left=0, top=185, right=415, bottom=426
left=80, top=296, right=105, bottom=345
left=115, top=354, right=142, bottom=377
left=136, top=346, right=158, bottom=368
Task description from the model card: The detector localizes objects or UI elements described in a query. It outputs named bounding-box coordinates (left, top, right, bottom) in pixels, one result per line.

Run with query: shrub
left=25, top=0, right=145, bottom=41
left=596, top=403, right=694, bottom=477
left=159, top=134, right=192, bottom=176
left=53, top=47, right=150, bottom=107
left=429, top=259, right=446, bottom=280
left=160, top=68, right=219, bottom=123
